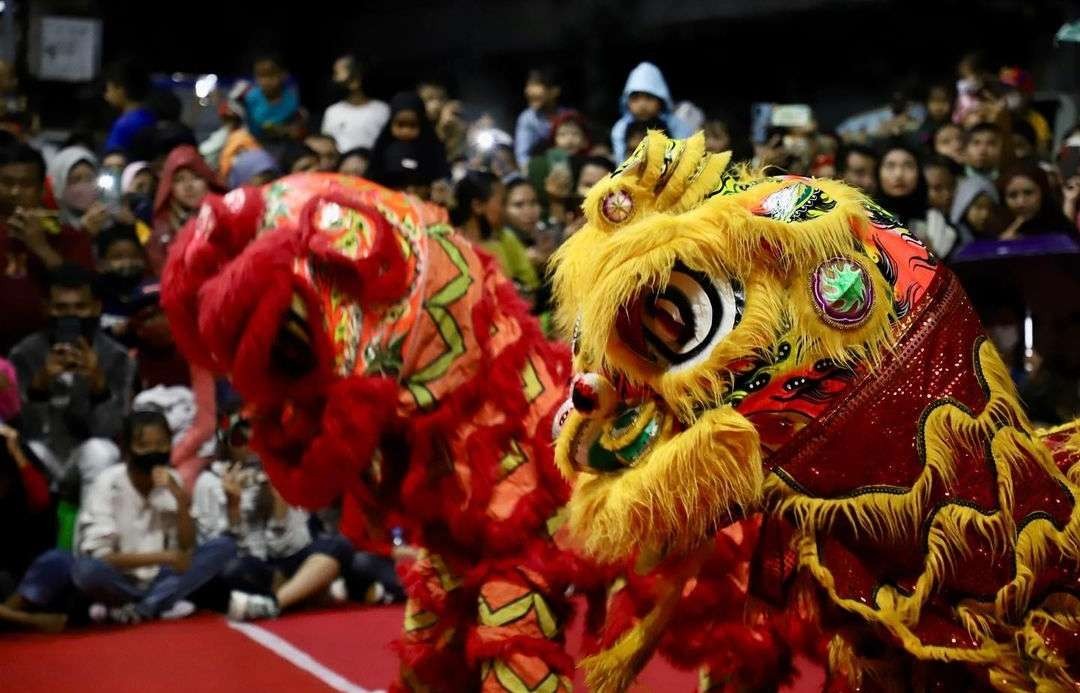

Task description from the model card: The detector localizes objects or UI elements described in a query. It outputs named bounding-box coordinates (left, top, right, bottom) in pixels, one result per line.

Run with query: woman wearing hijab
left=148, top=145, right=225, bottom=276
left=119, top=160, right=156, bottom=230
left=997, top=160, right=1076, bottom=239
left=877, top=140, right=958, bottom=258
left=366, top=91, right=449, bottom=190
left=47, top=146, right=112, bottom=240
left=949, top=174, right=1009, bottom=252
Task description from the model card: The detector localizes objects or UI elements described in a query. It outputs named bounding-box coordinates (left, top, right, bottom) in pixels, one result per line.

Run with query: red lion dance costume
left=552, top=132, right=1080, bottom=691
left=163, top=174, right=580, bottom=691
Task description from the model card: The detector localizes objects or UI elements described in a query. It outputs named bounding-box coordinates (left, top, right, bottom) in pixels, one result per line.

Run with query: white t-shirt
left=321, top=100, right=390, bottom=152
left=192, top=461, right=311, bottom=561
left=77, top=463, right=181, bottom=585
left=909, top=208, right=959, bottom=259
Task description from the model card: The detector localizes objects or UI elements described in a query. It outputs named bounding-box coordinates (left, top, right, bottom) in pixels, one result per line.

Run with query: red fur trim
left=161, top=220, right=212, bottom=369
left=295, top=188, right=411, bottom=306
left=390, top=640, right=473, bottom=692
left=162, top=189, right=266, bottom=371
left=338, top=488, right=402, bottom=555
left=465, top=633, right=576, bottom=677
left=598, top=588, right=643, bottom=649
left=664, top=622, right=794, bottom=688
left=166, top=176, right=591, bottom=686
left=255, top=375, right=398, bottom=509
left=195, top=228, right=335, bottom=405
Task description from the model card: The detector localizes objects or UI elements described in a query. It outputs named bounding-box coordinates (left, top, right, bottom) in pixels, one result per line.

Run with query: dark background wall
left=13, top=0, right=1080, bottom=134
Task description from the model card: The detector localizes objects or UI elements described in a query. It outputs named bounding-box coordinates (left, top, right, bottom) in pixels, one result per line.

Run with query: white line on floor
left=227, top=620, right=384, bottom=693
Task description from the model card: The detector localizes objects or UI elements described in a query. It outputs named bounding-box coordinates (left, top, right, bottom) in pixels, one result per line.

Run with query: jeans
left=19, top=536, right=237, bottom=619
left=220, top=534, right=354, bottom=596
left=347, top=551, right=404, bottom=602
left=16, top=549, right=76, bottom=612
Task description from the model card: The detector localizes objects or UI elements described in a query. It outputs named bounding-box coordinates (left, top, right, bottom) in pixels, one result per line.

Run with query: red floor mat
left=0, top=613, right=336, bottom=692
left=258, top=604, right=703, bottom=690
left=0, top=606, right=824, bottom=691
left=260, top=605, right=404, bottom=688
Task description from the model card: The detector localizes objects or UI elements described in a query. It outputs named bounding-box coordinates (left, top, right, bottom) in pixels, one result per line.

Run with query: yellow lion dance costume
left=552, top=132, right=1080, bottom=691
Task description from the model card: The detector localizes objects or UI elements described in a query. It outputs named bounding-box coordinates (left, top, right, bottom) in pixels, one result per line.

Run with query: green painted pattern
left=364, top=333, right=406, bottom=376
left=521, top=358, right=543, bottom=403
left=821, top=262, right=867, bottom=313
left=404, top=227, right=473, bottom=408
left=500, top=440, right=527, bottom=475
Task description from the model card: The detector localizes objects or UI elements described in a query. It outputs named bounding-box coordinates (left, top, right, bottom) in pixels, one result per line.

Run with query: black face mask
left=131, top=451, right=170, bottom=474
left=49, top=315, right=99, bottom=345
left=101, top=267, right=145, bottom=297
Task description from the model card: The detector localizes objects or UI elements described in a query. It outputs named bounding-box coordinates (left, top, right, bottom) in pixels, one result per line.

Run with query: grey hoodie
left=950, top=175, right=1000, bottom=247
left=610, top=62, right=692, bottom=162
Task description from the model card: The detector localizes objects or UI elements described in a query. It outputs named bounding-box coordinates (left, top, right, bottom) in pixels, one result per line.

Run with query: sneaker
left=88, top=603, right=107, bottom=623
left=159, top=600, right=196, bottom=620
left=328, top=578, right=348, bottom=604
left=228, top=590, right=280, bottom=621
left=364, top=582, right=394, bottom=605
left=90, top=602, right=142, bottom=625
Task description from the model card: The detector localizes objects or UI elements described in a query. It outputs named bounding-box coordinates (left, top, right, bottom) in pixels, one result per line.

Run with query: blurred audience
left=838, top=144, right=879, bottom=195
left=244, top=53, right=301, bottom=143
left=932, top=122, right=966, bottom=165
left=305, top=134, right=340, bottom=173
left=148, top=145, right=224, bottom=276
left=1, top=410, right=234, bottom=630
left=366, top=91, right=449, bottom=198
left=102, top=58, right=156, bottom=156
left=924, top=154, right=961, bottom=216
left=453, top=171, right=540, bottom=304
left=338, top=146, right=371, bottom=177
left=322, top=55, right=389, bottom=154
left=1, top=143, right=92, bottom=353
left=963, top=123, right=1004, bottom=181
left=877, top=141, right=958, bottom=257
left=514, top=68, right=569, bottom=169
left=997, top=160, right=1075, bottom=239
left=227, top=148, right=280, bottom=189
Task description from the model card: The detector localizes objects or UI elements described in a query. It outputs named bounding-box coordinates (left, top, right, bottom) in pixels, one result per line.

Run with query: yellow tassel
left=581, top=547, right=709, bottom=693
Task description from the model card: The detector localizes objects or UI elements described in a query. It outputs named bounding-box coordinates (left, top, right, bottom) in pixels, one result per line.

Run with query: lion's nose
left=571, top=373, right=615, bottom=418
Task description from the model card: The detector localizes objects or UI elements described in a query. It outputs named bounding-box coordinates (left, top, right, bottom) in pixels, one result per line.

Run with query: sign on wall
left=30, top=16, right=102, bottom=82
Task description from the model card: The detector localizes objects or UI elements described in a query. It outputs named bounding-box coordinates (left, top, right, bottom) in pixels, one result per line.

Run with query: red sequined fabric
left=762, top=269, right=1079, bottom=655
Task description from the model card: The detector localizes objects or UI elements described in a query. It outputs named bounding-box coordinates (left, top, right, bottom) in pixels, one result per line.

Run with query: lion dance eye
left=618, top=264, right=744, bottom=370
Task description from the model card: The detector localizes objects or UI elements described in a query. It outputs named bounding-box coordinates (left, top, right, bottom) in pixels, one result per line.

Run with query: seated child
left=192, top=412, right=354, bottom=620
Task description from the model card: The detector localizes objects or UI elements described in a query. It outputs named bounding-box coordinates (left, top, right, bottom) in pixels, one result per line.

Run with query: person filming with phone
left=50, top=145, right=141, bottom=239
left=9, top=264, right=135, bottom=503
left=0, top=142, right=97, bottom=354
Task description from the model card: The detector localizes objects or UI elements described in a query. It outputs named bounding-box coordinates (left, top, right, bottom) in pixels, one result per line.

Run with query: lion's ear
left=582, top=131, right=733, bottom=234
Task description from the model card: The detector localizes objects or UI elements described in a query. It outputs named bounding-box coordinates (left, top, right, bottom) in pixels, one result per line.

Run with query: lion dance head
left=552, top=131, right=938, bottom=563
left=163, top=174, right=458, bottom=511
